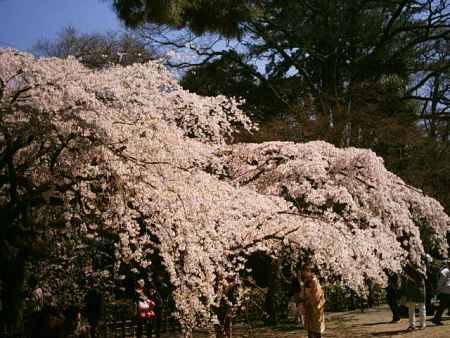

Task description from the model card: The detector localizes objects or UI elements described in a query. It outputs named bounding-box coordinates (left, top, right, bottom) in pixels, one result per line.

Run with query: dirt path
left=325, top=305, right=450, bottom=338
left=168, top=306, right=450, bottom=338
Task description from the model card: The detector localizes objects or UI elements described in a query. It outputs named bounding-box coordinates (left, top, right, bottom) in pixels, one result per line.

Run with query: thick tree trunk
left=264, top=259, right=289, bottom=325
left=2, top=251, right=26, bottom=336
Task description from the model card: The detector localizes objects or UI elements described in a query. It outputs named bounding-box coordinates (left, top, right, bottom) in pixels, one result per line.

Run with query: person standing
left=432, top=259, right=450, bottom=325
left=366, top=278, right=375, bottom=309
left=85, top=279, right=104, bottom=338
left=28, top=276, right=44, bottom=313
left=214, top=275, right=237, bottom=338
left=401, top=265, right=426, bottom=331
left=385, top=270, right=401, bottom=323
left=26, top=276, right=45, bottom=337
left=291, top=271, right=305, bottom=328
left=136, top=279, right=155, bottom=338
left=63, top=304, right=90, bottom=338
left=301, top=265, right=325, bottom=338
left=153, top=274, right=170, bottom=337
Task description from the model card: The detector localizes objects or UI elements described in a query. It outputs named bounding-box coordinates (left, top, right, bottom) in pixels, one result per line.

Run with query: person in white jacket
left=432, top=259, right=450, bottom=325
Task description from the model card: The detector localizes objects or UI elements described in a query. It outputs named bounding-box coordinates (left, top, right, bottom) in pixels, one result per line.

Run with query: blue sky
left=0, top=0, right=122, bottom=51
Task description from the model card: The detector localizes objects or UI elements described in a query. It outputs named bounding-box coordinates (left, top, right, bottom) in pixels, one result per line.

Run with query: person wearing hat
left=432, top=259, right=450, bottom=325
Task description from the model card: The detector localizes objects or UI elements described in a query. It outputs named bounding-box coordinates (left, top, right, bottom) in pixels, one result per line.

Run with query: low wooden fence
left=100, top=317, right=181, bottom=338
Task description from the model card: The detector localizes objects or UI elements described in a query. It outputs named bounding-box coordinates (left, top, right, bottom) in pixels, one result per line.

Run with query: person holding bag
left=136, top=279, right=156, bottom=338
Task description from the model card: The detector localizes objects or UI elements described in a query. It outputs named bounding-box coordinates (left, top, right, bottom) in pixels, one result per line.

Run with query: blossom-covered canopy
left=1, top=49, right=448, bottom=330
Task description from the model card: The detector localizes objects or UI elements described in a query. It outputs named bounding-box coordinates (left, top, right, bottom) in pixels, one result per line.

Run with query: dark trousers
left=433, top=293, right=450, bottom=322
left=308, top=331, right=322, bottom=338
left=137, top=318, right=153, bottom=338
left=90, top=324, right=97, bottom=338
left=154, top=307, right=163, bottom=338
left=87, top=317, right=101, bottom=338
left=387, top=294, right=400, bottom=321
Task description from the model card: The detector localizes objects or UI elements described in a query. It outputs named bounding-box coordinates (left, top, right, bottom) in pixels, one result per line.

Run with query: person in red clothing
left=136, top=279, right=156, bottom=338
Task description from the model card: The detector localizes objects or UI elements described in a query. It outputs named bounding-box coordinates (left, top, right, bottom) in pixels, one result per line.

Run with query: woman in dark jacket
left=400, top=265, right=426, bottom=331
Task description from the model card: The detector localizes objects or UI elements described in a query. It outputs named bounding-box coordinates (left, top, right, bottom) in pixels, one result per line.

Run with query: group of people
left=21, top=259, right=450, bottom=337
left=291, top=259, right=450, bottom=337
left=135, top=278, right=165, bottom=338
left=25, top=276, right=169, bottom=338
left=386, top=259, right=450, bottom=331
left=26, top=278, right=104, bottom=338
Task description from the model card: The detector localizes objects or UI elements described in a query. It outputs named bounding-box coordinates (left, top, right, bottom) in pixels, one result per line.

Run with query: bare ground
left=166, top=306, right=450, bottom=338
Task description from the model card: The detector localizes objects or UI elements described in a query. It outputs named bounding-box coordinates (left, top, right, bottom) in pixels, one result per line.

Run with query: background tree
left=32, top=26, right=157, bottom=68
left=403, top=37, right=450, bottom=209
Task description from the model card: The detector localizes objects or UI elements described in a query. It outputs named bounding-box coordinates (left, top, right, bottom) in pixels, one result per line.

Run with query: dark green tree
left=112, top=0, right=448, bottom=140
left=111, top=0, right=255, bottom=37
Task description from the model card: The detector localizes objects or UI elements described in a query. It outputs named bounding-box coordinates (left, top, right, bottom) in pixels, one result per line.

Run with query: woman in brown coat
left=302, top=266, right=325, bottom=338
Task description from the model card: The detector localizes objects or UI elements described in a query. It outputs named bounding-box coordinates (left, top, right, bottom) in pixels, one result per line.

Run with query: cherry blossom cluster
left=217, top=141, right=449, bottom=287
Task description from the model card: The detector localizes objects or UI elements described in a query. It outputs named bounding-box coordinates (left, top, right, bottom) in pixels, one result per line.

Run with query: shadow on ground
left=185, top=306, right=450, bottom=338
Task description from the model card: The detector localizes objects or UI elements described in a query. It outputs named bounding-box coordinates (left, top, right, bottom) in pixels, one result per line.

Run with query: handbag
left=430, top=296, right=440, bottom=307
left=138, top=297, right=156, bottom=318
